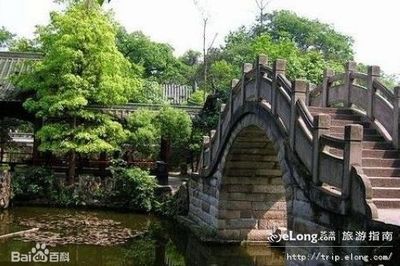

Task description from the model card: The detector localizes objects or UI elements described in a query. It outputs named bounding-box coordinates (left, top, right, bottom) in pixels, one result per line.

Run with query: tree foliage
left=254, top=10, right=354, bottom=62
left=117, top=29, right=190, bottom=84
left=0, top=26, right=14, bottom=48
left=126, top=107, right=192, bottom=160
left=15, top=1, right=142, bottom=180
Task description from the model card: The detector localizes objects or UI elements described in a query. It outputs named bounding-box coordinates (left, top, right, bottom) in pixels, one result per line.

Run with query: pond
left=0, top=207, right=284, bottom=265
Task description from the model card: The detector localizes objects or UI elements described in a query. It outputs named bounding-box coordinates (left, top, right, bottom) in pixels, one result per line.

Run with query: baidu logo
left=11, top=243, right=69, bottom=263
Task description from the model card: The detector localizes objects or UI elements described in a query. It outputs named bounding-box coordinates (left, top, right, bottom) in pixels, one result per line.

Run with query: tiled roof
left=0, top=51, right=42, bottom=100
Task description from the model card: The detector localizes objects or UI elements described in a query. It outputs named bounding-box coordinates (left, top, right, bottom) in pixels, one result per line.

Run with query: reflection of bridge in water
left=186, top=55, right=400, bottom=262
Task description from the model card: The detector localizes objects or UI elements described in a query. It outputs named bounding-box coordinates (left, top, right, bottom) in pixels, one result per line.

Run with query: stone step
left=308, top=107, right=355, bottom=114
left=328, top=114, right=362, bottom=121
left=362, top=149, right=400, bottom=158
left=373, top=198, right=400, bottom=208
left=372, top=187, right=400, bottom=198
left=329, top=133, right=384, bottom=141
left=331, top=120, right=370, bottom=127
left=330, top=126, right=377, bottom=135
left=363, top=167, right=400, bottom=177
left=369, top=177, right=400, bottom=187
left=362, top=158, right=400, bottom=167
left=362, top=141, right=393, bottom=149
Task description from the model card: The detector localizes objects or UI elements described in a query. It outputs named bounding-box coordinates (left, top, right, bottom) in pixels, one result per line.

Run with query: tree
left=254, top=0, right=270, bottom=29
left=127, top=107, right=192, bottom=164
left=0, top=26, right=14, bottom=48
left=256, top=10, right=354, bottom=62
left=16, top=1, right=142, bottom=183
left=116, top=29, right=189, bottom=84
left=156, top=106, right=192, bottom=164
left=127, top=109, right=159, bottom=159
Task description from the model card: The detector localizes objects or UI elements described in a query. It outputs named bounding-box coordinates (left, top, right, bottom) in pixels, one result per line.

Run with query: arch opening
left=219, top=125, right=287, bottom=241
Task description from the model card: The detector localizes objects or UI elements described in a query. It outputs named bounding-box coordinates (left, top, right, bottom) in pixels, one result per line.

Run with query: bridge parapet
left=198, top=55, right=388, bottom=218
left=311, top=63, right=400, bottom=149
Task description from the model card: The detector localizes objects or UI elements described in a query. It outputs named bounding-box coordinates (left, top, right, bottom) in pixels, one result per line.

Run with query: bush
left=109, top=163, right=157, bottom=211
left=11, top=166, right=57, bottom=200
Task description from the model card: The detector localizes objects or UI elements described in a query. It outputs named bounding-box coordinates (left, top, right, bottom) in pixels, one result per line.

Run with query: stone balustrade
left=197, top=54, right=395, bottom=216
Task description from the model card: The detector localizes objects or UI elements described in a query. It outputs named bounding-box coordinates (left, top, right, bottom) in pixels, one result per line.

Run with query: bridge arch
left=189, top=103, right=310, bottom=241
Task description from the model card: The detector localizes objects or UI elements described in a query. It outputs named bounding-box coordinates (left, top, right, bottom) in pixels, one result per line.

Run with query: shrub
left=109, top=163, right=157, bottom=211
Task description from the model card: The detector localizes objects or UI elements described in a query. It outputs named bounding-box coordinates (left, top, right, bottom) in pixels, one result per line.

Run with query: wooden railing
left=199, top=54, right=380, bottom=216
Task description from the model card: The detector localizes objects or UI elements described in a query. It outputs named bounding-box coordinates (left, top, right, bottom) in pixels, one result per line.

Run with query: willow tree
left=17, top=1, right=142, bottom=183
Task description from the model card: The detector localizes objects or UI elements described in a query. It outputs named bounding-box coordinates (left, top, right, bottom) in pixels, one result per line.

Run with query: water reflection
left=0, top=207, right=285, bottom=265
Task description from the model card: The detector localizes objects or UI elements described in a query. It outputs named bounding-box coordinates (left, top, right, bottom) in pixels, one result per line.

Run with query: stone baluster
left=230, top=79, right=239, bottom=118
left=255, top=54, right=268, bottom=100
left=344, top=61, right=357, bottom=108
left=272, top=59, right=287, bottom=115
left=290, top=80, right=309, bottom=149
left=342, top=124, right=363, bottom=199
left=321, top=69, right=334, bottom=107
left=367, top=66, right=380, bottom=120
left=312, top=114, right=331, bottom=185
left=393, top=86, right=400, bottom=149
left=241, top=63, right=253, bottom=105
left=218, top=104, right=226, bottom=145
left=210, top=130, right=216, bottom=163
left=202, top=136, right=210, bottom=168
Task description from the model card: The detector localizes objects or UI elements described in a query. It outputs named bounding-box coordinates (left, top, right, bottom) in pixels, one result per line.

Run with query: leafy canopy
left=127, top=107, right=192, bottom=158
left=117, top=29, right=190, bottom=84
left=254, top=10, right=354, bottom=62
left=16, top=1, right=142, bottom=155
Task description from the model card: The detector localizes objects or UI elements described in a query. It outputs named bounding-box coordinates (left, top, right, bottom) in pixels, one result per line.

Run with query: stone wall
left=0, top=171, right=11, bottom=209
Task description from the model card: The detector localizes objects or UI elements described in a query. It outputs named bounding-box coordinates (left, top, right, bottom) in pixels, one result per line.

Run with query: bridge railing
left=199, top=54, right=375, bottom=214
left=311, top=63, right=400, bottom=149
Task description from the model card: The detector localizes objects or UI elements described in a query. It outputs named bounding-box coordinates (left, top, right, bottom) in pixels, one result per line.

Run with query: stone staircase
left=308, top=106, right=400, bottom=225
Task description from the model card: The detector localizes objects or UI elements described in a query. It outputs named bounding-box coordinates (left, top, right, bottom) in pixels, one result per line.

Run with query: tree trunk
left=159, top=137, right=171, bottom=163
left=67, top=151, right=76, bottom=185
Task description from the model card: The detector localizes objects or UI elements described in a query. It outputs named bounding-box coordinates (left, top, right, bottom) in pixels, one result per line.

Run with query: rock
left=0, top=171, right=11, bottom=209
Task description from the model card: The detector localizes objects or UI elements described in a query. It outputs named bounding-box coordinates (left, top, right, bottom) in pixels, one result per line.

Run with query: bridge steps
left=362, top=158, right=400, bottom=167
left=373, top=199, right=400, bottom=208
left=372, top=187, right=400, bottom=198
left=369, top=177, right=400, bottom=187
left=309, top=106, right=400, bottom=220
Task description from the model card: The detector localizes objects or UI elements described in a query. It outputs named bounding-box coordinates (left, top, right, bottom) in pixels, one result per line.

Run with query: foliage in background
left=116, top=29, right=190, bottom=85
left=127, top=109, right=159, bottom=159
left=0, top=26, right=14, bottom=48
left=126, top=106, right=192, bottom=164
left=11, top=167, right=57, bottom=200
left=131, top=80, right=165, bottom=104
left=254, top=10, right=354, bottom=62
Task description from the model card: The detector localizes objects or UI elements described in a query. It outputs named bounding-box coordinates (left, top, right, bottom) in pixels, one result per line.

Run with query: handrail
left=373, top=79, right=393, bottom=101
left=296, top=100, right=314, bottom=130
left=328, top=73, right=346, bottom=83
left=351, top=72, right=368, bottom=80
left=320, top=135, right=345, bottom=150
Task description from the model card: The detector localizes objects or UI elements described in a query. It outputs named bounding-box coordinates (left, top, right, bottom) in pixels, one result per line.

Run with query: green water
left=0, top=207, right=284, bottom=266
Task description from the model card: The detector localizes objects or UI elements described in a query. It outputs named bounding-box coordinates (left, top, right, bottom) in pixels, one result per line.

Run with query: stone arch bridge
left=188, top=55, right=400, bottom=244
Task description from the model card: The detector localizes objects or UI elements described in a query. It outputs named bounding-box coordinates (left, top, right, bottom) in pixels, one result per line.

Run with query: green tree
left=127, top=109, right=159, bottom=159
left=0, top=26, right=14, bottom=48
left=117, top=29, right=190, bottom=84
left=255, top=10, right=354, bottom=62
left=16, top=1, right=142, bottom=183
left=126, top=107, right=192, bottom=164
